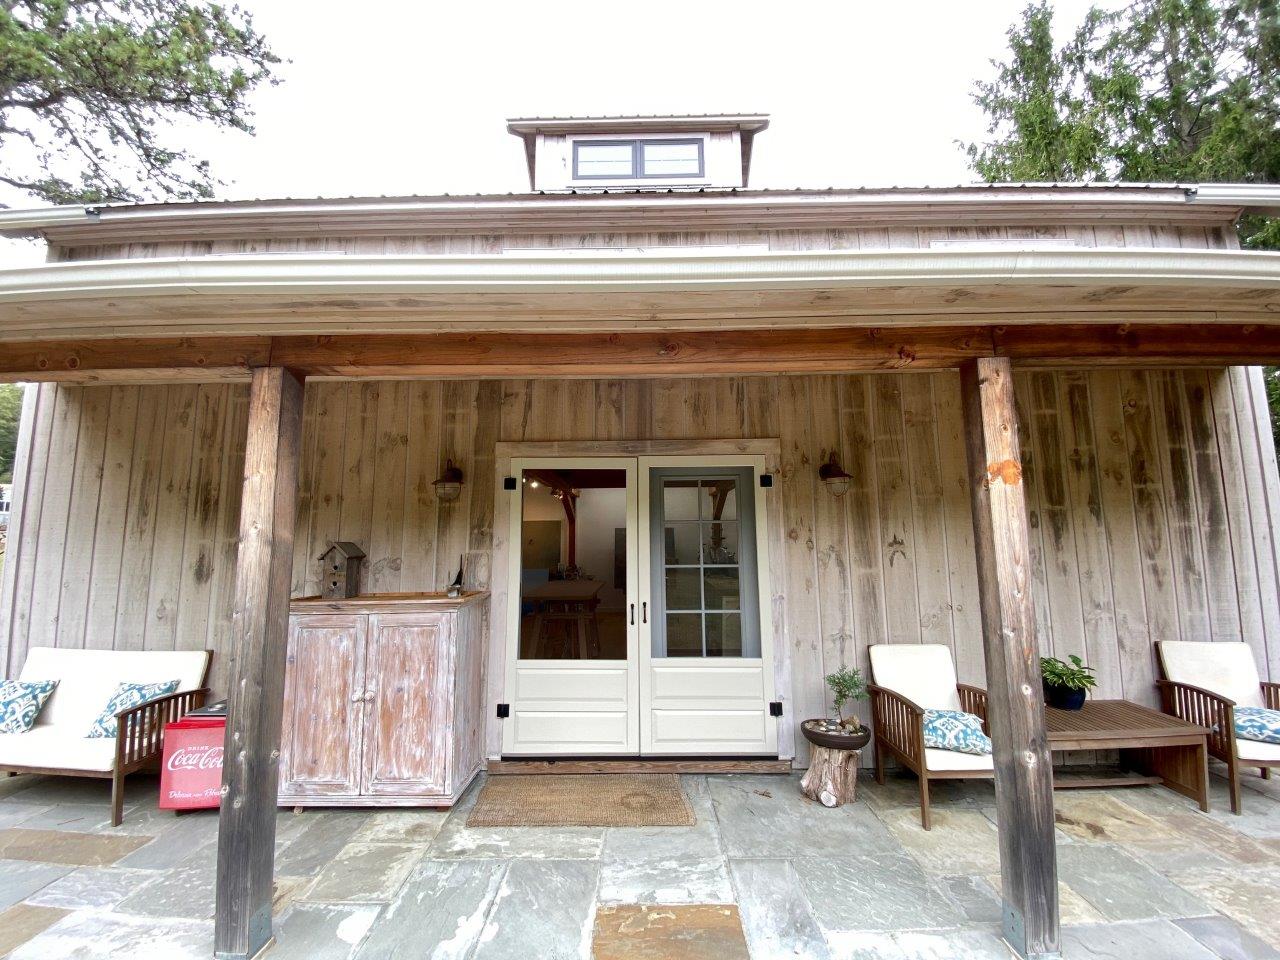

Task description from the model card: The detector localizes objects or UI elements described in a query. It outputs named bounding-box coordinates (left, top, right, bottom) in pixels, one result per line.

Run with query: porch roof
left=2, top=182, right=1278, bottom=242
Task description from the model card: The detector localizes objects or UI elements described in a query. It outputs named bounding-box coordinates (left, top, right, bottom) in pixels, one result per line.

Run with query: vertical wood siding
left=3, top=369, right=1278, bottom=760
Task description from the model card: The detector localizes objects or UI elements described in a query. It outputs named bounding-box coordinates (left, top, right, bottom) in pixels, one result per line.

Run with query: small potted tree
left=1040, top=654, right=1097, bottom=710
left=801, top=665, right=870, bottom=807
left=802, top=665, right=871, bottom=751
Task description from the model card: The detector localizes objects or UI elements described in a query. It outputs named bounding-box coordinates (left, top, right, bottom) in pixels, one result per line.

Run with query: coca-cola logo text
left=166, top=745, right=224, bottom=772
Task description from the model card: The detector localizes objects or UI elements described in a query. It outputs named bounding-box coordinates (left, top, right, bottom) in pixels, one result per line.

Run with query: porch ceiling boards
left=0, top=248, right=1278, bottom=345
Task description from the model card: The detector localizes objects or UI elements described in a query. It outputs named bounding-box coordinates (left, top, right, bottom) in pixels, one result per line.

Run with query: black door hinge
left=496, top=703, right=510, bottom=719
left=769, top=701, right=783, bottom=717
left=503, top=477, right=518, bottom=491
left=759, top=474, right=774, bottom=488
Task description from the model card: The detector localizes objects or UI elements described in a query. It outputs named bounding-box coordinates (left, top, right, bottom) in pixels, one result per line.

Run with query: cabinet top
left=291, top=591, right=488, bottom=613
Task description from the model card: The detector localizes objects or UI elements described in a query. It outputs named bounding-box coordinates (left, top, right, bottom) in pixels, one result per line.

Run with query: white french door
left=501, top=455, right=776, bottom=757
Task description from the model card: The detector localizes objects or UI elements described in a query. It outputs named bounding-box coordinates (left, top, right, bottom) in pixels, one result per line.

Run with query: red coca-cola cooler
left=159, top=701, right=226, bottom=811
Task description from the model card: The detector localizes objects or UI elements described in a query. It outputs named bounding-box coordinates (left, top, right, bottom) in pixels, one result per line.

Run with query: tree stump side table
left=800, top=721, right=870, bottom=807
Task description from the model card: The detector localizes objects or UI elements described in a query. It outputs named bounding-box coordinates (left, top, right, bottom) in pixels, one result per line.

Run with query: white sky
left=1, top=0, right=1116, bottom=266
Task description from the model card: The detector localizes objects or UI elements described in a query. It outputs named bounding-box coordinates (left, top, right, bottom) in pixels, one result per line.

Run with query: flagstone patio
left=0, top=766, right=1276, bottom=960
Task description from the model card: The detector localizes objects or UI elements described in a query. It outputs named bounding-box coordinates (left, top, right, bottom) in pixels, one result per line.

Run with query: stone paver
left=0, top=859, right=72, bottom=910
left=470, top=859, right=599, bottom=960
left=0, top=768, right=1272, bottom=959
left=303, top=842, right=425, bottom=903
left=0, top=903, right=71, bottom=956
left=0, top=827, right=149, bottom=866
left=272, top=903, right=382, bottom=960
left=593, top=904, right=751, bottom=960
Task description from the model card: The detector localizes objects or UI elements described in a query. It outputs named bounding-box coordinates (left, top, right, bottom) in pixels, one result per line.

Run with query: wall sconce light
left=433, top=459, right=464, bottom=502
left=818, top=452, right=852, bottom=498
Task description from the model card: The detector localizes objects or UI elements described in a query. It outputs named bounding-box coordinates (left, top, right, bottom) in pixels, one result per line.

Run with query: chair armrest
left=1156, top=679, right=1235, bottom=758
left=957, top=684, right=989, bottom=727
left=115, top=688, right=210, bottom=770
left=1262, top=682, right=1280, bottom=711
left=868, top=684, right=927, bottom=768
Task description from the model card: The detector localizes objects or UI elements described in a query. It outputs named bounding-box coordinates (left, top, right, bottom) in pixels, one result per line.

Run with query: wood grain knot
left=987, top=459, right=1022, bottom=486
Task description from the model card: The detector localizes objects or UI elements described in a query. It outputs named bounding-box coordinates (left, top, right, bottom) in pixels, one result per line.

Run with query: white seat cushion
left=1236, top=738, right=1280, bottom=764
left=924, top=748, right=994, bottom=772
left=19, top=647, right=207, bottom=738
left=0, top=727, right=117, bottom=772
left=869, top=644, right=964, bottom=711
left=1158, top=642, right=1264, bottom=709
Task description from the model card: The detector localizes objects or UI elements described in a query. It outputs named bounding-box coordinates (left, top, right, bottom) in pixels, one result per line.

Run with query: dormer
left=506, top=114, right=769, bottom=192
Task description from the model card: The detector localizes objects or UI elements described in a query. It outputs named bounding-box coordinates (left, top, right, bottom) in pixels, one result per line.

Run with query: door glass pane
left=665, top=523, right=699, bottom=564
left=519, top=467, right=627, bottom=660
left=701, top=521, right=738, bottom=564
left=652, top=470, right=760, bottom=659
left=663, top=478, right=700, bottom=520
left=666, top=613, right=703, bottom=657
left=704, top=568, right=740, bottom=610
left=664, top=568, right=701, bottom=610
left=706, top=613, right=743, bottom=657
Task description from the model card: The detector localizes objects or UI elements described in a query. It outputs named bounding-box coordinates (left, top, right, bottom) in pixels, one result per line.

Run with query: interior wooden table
left=522, top=579, right=604, bottom=658
left=1045, top=699, right=1211, bottom=811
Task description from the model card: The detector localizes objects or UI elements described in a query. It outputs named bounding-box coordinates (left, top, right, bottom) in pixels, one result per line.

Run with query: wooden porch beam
left=959, top=356, right=1059, bottom=960
left=4, top=324, right=1280, bottom=382
left=214, top=366, right=305, bottom=960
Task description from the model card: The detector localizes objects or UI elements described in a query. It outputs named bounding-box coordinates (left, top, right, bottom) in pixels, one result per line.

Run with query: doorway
left=501, top=455, right=777, bottom=757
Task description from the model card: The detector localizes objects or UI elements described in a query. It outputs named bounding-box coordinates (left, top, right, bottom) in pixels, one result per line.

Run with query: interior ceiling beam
left=5, top=324, right=1280, bottom=383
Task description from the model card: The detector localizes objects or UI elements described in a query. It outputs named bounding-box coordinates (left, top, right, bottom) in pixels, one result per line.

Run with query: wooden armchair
left=868, top=644, right=993, bottom=830
left=1156, top=641, right=1279, bottom=814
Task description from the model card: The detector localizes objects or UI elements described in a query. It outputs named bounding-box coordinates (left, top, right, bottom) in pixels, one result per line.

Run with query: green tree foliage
left=964, top=0, right=1280, bottom=248
left=0, top=383, right=23, bottom=483
left=965, top=0, right=1280, bottom=444
left=0, top=1, right=279, bottom=204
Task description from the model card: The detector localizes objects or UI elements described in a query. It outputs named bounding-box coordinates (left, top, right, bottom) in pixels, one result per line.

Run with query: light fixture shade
left=433, top=459, right=464, bottom=502
left=818, top=452, right=852, bottom=498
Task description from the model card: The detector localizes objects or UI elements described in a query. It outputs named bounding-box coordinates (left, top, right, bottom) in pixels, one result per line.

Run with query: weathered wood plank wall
left=3, top=369, right=1278, bottom=760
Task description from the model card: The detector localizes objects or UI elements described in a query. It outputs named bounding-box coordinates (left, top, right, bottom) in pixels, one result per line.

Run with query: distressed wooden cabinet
left=278, top=592, right=487, bottom=807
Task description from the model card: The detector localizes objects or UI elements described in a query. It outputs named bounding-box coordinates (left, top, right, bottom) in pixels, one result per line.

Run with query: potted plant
left=802, top=665, right=871, bottom=750
left=1040, top=654, right=1097, bottom=710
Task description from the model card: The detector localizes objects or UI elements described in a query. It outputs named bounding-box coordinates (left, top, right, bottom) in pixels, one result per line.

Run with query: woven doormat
left=466, top=774, right=695, bottom=827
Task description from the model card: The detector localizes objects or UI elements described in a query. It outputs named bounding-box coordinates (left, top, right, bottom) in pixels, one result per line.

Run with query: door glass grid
left=661, top=477, right=745, bottom=657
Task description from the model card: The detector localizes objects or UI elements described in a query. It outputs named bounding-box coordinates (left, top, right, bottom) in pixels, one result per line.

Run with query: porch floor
left=0, top=767, right=1276, bottom=959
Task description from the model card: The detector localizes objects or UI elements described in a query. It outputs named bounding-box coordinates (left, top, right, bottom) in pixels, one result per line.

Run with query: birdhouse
left=318, top=542, right=366, bottom=599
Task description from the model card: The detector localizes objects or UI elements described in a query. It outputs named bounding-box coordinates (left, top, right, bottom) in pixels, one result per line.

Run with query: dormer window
left=573, top=139, right=704, bottom=180
left=507, top=114, right=769, bottom=191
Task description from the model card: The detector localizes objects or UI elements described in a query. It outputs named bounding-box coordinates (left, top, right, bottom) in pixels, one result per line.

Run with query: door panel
left=362, top=614, right=451, bottom=795
left=503, top=457, right=639, bottom=755
left=279, top=615, right=366, bottom=798
left=639, top=459, right=777, bottom=756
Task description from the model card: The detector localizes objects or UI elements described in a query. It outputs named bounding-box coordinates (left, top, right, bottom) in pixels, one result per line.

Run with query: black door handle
left=642, top=602, right=648, bottom=624
left=629, top=604, right=635, bottom=625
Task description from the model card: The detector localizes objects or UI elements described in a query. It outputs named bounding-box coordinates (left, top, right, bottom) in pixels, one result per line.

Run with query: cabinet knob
left=350, top=693, right=363, bottom=703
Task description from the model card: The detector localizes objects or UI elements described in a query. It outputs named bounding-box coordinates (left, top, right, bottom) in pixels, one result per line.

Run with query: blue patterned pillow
left=87, top=680, right=180, bottom=739
left=1235, top=707, right=1280, bottom=745
left=0, top=679, right=58, bottom=734
left=923, top=709, right=993, bottom=756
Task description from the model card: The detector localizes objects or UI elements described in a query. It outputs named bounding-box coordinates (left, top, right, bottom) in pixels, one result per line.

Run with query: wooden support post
left=214, top=367, right=305, bottom=960
left=959, top=357, right=1060, bottom=960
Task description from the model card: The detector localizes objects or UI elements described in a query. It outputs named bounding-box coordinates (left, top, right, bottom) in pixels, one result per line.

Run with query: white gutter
left=0, top=248, right=1276, bottom=304
left=1188, top=184, right=1280, bottom=215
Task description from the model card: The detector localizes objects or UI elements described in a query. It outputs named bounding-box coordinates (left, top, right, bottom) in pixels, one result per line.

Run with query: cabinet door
left=361, top=613, right=452, bottom=797
left=279, top=614, right=367, bottom=799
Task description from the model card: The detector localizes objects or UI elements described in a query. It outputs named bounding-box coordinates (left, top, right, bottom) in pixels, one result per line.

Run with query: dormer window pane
left=641, top=141, right=702, bottom=177
left=574, top=143, right=634, bottom=178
